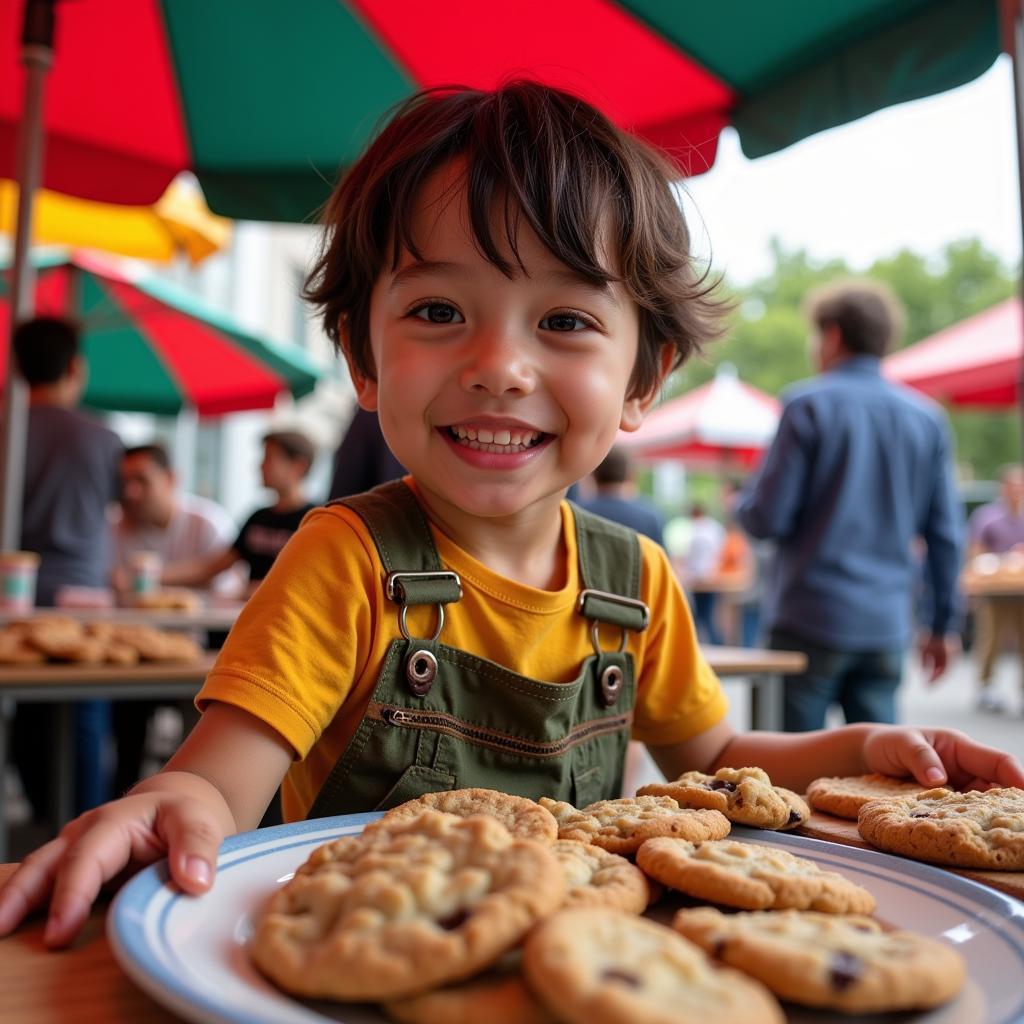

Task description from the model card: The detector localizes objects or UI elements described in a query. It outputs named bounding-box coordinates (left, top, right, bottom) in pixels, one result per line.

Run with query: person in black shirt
left=161, top=430, right=316, bottom=593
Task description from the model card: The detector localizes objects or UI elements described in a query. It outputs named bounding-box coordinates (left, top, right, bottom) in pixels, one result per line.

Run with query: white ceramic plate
left=109, top=815, right=1024, bottom=1024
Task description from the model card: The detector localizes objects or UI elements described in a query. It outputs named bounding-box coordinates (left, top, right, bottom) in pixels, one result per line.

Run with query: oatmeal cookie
left=806, top=773, right=929, bottom=819
left=523, top=907, right=784, bottom=1024
left=552, top=840, right=649, bottom=914
left=857, top=787, right=1024, bottom=869
left=539, top=796, right=730, bottom=855
left=672, top=906, right=965, bottom=1013
left=637, top=767, right=791, bottom=829
left=384, top=950, right=555, bottom=1024
left=636, top=838, right=876, bottom=913
left=251, top=810, right=565, bottom=1001
left=776, top=787, right=811, bottom=830
left=382, top=789, right=557, bottom=844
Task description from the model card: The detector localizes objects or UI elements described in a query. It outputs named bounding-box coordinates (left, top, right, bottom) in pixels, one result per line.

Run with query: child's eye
left=540, top=311, right=595, bottom=332
left=409, top=302, right=464, bottom=324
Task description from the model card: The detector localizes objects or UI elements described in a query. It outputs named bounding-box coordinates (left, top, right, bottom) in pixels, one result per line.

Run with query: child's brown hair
left=305, top=81, right=727, bottom=399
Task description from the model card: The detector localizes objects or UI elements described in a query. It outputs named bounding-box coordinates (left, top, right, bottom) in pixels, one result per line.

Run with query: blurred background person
left=160, top=429, right=317, bottom=596
left=110, top=443, right=241, bottom=598
left=679, top=503, right=726, bottom=644
left=968, top=463, right=1024, bottom=713
left=718, top=479, right=764, bottom=647
left=737, top=279, right=962, bottom=731
left=12, top=317, right=123, bottom=820
left=109, top=441, right=241, bottom=798
left=578, top=444, right=665, bottom=543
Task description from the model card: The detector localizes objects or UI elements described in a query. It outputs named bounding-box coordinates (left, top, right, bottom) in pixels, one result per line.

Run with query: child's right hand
left=0, top=786, right=228, bottom=948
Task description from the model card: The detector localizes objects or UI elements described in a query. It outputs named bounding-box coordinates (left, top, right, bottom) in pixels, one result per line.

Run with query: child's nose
left=459, top=330, right=536, bottom=396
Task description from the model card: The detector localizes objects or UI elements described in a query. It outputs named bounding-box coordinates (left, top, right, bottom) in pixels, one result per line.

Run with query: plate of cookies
left=108, top=779, right=1024, bottom=1024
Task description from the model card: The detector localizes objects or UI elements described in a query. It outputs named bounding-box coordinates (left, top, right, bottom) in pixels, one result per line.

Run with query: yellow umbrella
left=0, top=176, right=231, bottom=265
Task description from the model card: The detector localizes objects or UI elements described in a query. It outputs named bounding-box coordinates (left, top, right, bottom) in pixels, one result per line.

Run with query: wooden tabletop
left=701, top=645, right=807, bottom=676
left=0, top=655, right=216, bottom=690
left=961, top=572, right=1024, bottom=598
left=0, top=605, right=243, bottom=631
left=0, top=864, right=183, bottom=1023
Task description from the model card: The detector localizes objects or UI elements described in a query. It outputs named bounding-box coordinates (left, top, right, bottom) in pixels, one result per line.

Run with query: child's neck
left=415, top=485, right=567, bottom=591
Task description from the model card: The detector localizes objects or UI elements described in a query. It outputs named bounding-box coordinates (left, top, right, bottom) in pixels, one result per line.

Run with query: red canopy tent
left=619, top=367, right=780, bottom=469
left=883, top=297, right=1022, bottom=407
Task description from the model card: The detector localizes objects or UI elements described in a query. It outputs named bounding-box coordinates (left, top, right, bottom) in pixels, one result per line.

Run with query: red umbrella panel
left=0, top=0, right=1000, bottom=221
left=883, top=298, right=1022, bottom=408
left=619, top=368, right=780, bottom=468
left=0, top=250, right=320, bottom=416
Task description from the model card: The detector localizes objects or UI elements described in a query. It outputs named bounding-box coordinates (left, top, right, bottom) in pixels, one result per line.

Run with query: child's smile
left=441, top=419, right=551, bottom=467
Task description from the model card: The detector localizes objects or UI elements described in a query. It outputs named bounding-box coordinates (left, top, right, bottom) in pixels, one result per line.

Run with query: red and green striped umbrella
left=0, top=250, right=320, bottom=416
left=0, top=0, right=1001, bottom=222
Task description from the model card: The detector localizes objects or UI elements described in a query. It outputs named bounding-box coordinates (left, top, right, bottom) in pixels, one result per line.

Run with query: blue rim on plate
left=108, top=815, right=1024, bottom=1024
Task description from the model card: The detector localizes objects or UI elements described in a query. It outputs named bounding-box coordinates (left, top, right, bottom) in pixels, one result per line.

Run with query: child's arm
left=648, top=719, right=1024, bottom=794
left=0, top=701, right=292, bottom=948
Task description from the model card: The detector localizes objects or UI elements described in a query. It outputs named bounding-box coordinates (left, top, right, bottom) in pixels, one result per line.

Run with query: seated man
left=111, top=443, right=241, bottom=597
left=110, top=442, right=241, bottom=796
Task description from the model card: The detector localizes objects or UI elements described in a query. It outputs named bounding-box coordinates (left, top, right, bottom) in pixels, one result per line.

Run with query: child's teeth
left=477, top=428, right=494, bottom=443
left=493, top=430, right=511, bottom=445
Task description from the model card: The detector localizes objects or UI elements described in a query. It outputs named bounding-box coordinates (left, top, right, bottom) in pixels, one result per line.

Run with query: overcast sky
left=680, top=54, right=1020, bottom=286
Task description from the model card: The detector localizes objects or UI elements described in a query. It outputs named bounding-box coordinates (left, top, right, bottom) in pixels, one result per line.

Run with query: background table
left=702, top=644, right=806, bottom=731
left=0, top=605, right=243, bottom=631
left=0, top=657, right=216, bottom=862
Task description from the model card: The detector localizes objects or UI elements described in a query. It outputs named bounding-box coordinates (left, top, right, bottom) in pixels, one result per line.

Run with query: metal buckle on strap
left=385, top=570, right=463, bottom=604
left=577, top=588, right=650, bottom=655
left=576, top=588, right=650, bottom=629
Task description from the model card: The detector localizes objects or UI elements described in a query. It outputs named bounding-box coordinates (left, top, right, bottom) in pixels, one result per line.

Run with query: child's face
left=349, top=162, right=661, bottom=523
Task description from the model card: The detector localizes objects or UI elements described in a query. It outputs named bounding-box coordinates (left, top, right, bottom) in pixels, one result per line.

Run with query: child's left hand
left=864, top=725, right=1024, bottom=791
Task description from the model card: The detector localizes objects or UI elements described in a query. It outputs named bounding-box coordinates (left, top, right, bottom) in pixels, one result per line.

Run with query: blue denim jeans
left=770, top=630, right=903, bottom=732
left=692, top=592, right=722, bottom=645
left=75, top=699, right=112, bottom=813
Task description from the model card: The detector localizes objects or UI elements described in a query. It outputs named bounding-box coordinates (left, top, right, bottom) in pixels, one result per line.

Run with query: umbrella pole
left=0, top=0, right=55, bottom=549
left=1014, top=0, right=1024, bottom=458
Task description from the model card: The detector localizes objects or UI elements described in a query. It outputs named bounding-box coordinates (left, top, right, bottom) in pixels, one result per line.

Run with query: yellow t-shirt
left=198, top=491, right=727, bottom=821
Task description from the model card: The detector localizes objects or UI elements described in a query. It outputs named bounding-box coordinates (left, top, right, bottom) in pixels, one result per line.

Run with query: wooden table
left=0, top=657, right=216, bottom=862
left=0, top=605, right=244, bottom=632
left=961, top=572, right=1024, bottom=599
left=798, top=810, right=1024, bottom=902
left=702, top=644, right=807, bottom=731
left=0, top=863, right=183, bottom=1023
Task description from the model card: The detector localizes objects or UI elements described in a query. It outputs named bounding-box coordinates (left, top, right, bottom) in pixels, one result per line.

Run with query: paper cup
left=0, top=551, right=40, bottom=612
left=129, top=551, right=163, bottom=598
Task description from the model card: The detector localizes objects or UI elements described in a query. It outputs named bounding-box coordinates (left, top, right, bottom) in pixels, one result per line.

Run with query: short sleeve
left=196, top=507, right=378, bottom=758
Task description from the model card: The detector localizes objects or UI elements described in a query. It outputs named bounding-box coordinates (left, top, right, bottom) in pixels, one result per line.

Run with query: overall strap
left=329, top=480, right=461, bottom=606
left=570, top=501, right=649, bottom=632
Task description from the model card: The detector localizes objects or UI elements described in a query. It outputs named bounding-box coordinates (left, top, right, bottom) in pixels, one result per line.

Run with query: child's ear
left=339, top=319, right=379, bottom=412
left=619, top=345, right=675, bottom=432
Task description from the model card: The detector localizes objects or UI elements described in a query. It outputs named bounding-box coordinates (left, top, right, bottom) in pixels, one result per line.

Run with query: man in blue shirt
left=737, top=281, right=962, bottom=730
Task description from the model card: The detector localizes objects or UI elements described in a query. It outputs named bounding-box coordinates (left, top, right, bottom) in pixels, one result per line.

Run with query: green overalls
left=307, top=480, right=650, bottom=818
